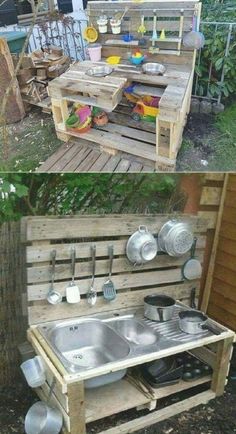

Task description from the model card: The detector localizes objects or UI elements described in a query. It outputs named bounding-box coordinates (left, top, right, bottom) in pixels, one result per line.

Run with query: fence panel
left=0, top=221, right=27, bottom=386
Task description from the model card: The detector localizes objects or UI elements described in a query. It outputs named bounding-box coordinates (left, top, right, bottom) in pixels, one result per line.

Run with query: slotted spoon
left=103, top=245, right=116, bottom=301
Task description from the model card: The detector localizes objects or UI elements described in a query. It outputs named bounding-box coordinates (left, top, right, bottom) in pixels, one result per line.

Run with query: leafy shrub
left=194, top=1, right=236, bottom=99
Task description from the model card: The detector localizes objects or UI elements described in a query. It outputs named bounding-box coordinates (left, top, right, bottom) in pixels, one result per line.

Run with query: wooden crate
left=48, top=0, right=201, bottom=171
left=22, top=214, right=235, bottom=434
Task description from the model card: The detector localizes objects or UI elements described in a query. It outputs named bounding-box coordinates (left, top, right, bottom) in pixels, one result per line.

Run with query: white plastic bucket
left=87, top=43, right=102, bottom=62
left=110, top=19, right=121, bottom=34
left=21, top=355, right=46, bottom=388
left=97, top=18, right=108, bottom=33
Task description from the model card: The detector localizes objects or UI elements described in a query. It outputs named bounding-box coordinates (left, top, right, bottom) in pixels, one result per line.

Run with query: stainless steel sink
left=107, top=318, right=158, bottom=346
left=42, top=319, right=130, bottom=372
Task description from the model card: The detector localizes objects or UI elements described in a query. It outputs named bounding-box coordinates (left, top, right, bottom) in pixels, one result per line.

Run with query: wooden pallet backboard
left=22, top=214, right=208, bottom=325
left=87, top=0, right=201, bottom=65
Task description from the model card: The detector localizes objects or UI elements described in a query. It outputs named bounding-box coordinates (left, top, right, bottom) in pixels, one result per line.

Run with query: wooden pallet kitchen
left=22, top=214, right=235, bottom=434
left=48, top=0, right=201, bottom=171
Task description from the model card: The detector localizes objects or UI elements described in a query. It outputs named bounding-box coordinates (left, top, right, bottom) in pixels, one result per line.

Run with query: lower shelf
left=85, top=375, right=212, bottom=423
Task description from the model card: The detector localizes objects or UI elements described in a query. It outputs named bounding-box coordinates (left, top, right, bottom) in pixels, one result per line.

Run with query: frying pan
left=179, top=310, right=222, bottom=335
left=182, top=237, right=202, bottom=280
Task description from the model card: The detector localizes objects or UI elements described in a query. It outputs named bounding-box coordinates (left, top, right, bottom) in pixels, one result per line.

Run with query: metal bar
left=218, top=23, right=233, bottom=104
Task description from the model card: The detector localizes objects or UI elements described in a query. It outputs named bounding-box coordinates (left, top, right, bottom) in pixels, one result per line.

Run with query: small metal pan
left=179, top=310, right=222, bottom=335
left=182, top=237, right=202, bottom=280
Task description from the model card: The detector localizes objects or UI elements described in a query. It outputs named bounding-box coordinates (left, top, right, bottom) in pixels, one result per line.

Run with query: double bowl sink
left=38, top=314, right=161, bottom=387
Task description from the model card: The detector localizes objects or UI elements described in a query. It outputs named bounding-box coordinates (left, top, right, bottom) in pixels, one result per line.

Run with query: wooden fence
left=0, top=221, right=27, bottom=386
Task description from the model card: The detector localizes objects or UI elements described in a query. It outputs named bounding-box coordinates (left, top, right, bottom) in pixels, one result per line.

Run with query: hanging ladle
left=47, top=249, right=62, bottom=305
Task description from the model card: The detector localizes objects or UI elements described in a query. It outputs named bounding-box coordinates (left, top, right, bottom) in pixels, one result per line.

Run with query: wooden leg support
left=211, top=337, right=234, bottom=396
left=67, top=382, right=86, bottom=434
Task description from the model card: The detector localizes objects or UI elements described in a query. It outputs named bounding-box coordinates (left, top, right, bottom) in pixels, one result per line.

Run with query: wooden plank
left=56, top=127, right=158, bottom=163
left=67, top=382, right=86, bottom=434
left=0, top=38, right=25, bottom=123
left=75, top=149, right=101, bottom=172
left=217, top=237, right=236, bottom=258
left=211, top=337, right=234, bottom=396
left=27, top=329, right=67, bottom=393
left=85, top=375, right=211, bottom=423
left=26, top=235, right=207, bottom=263
left=215, top=250, right=236, bottom=273
left=205, top=174, right=225, bottom=181
left=87, top=153, right=111, bottom=171
left=96, top=391, right=215, bottom=434
left=198, top=211, right=218, bottom=230
left=128, top=161, right=143, bottom=172
left=200, top=187, right=222, bottom=206
left=211, top=278, right=236, bottom=303
left=54, top=147, right=94, bottom=172
left=207, top=303, right=236, bottom=331
left=189, top=347, right=216, bottom=369
left=224, top=191, right=236, bottom=209
left=27, top=249, right=204, bottom=285
left=100, top=155, right=121, bottom=172
left=220, top=221, right=236, bottom=241
left=28, top=282, right=199, bottom=324
left=37, top=142, right=73, bottom=172
left=221, top=205, right=236, bottom=225
left=114, top=159, right=131, bottom=172
left=200, top=175, right=228, bottom=312
left=85, top=379, right=150, bottom=423
left=46, top=143, right=84, bottom=172
left=227, top=174, right=236, bottom=191
left=25, top=215, right=207, bottom=241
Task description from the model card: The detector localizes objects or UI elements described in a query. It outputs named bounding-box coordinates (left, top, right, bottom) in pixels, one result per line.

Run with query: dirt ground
left=0, top=103, right=236, bottom=172
left=1, top=346, right=236, bottom=434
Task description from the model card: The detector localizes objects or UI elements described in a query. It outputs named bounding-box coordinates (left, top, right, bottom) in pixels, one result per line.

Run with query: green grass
left=0, top=112, right=61, bottom=172
left=207, top=103, right=236, bottom=171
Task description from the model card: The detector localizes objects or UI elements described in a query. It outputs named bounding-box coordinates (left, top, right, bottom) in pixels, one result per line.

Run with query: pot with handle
left=126, top=225, right=158, bottom=265
left=178, top=310, right=222, bottom=335
left=144, top=294, right=176, bottom=322
left=182, top=237, right=202, bottom=280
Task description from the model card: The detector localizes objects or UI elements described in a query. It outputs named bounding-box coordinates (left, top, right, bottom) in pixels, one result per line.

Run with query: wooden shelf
left=150, top=37, right=182, bottom=43
left=85, top=375, right=212, bottom=423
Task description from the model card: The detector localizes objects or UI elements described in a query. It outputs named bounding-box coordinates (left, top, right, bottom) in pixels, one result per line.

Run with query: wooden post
left=211, top=337, right=234, bottom=396
left=200, top=174, right=229, bottom=312
left=67, top=382, right=86, bottom=434
left=0, top=38, right=25, bottom=123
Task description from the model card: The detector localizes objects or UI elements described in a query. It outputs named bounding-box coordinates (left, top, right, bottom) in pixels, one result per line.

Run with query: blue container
left=0, top=31, right=27, bottom=53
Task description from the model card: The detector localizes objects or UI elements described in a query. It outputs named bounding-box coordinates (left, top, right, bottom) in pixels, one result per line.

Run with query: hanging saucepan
left=126, top=225, right=158, bottom=265
left=178, top=310, right=222, bottom=335
left=144, top=294, right=176, bottom=322
left=158, top=220, right=194, bottom=257
left=182, top=237, right=202, bottom=280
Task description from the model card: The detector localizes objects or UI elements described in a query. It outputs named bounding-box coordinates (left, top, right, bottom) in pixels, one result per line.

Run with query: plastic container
left=0, top=31, right=27, bottom=53
left=97, top=17, right=108, bottom=33
left=87, top=43, right=102, bottom=62
left=25, top=401, right=63, bottom=434
left=21, top=356, right=46, bottom=388
left=110, top=19, right=121, bottom=34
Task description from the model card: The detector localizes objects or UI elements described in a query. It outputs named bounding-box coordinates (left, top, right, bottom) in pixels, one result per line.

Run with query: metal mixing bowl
left=86, top=65, right=113, bottom=77
left=142, top=63, right=166, bottom=75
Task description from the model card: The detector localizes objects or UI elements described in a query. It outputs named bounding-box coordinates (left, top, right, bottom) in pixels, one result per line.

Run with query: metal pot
left=126, top=225, right=158, bottom=265
left=178, top=310, right=222, bottom=335
left=158, top=220, right=194, bottom=257
left=144, top=294, right=176, bottom=322
left=25, top=401, right=63, bottom=434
